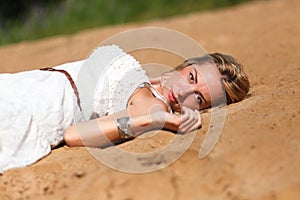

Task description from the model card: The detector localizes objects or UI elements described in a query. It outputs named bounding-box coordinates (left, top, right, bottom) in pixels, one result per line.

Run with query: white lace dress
left=0, top=45, right=149, bottom=173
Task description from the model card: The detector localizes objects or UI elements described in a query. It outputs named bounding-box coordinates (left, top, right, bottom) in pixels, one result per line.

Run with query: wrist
left=116, top=115, right=153, bottom=139
left=131, top=115, right=153, bottom=133
left=116, top=117, right=134, bottom=139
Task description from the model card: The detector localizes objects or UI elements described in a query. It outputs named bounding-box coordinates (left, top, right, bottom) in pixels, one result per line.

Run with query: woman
left=0, top=45, right=249, bottom=173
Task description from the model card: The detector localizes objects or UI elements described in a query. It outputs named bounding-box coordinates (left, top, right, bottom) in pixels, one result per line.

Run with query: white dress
left=0, top=45, right=149, bottom=173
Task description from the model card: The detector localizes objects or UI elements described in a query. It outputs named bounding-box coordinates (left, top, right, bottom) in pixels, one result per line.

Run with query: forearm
left=96, top=113, right=153, bottom=143
left=64, top=112, right=153, bottom=147
left=64, top=106, right=201, bottom=147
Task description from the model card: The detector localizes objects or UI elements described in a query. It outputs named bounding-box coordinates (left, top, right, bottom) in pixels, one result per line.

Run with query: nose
left=178, top=85, right=196, bottom=102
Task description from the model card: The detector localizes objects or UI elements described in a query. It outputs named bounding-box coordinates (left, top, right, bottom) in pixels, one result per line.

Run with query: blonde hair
left=174, top=53, right=250, bottom=105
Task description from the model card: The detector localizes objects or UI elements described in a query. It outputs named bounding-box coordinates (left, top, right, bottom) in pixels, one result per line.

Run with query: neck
left=151, top=82, right=163, bottom=96
left=147, top=82, right=172, bottom=113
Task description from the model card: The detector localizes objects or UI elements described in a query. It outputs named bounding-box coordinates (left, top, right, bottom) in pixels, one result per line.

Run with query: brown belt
left=40, top=67, right=81, bottom=111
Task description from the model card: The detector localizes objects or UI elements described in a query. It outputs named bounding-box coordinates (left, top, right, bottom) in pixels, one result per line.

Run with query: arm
left=64, top=107, right=179, bottom=147
left=64, top=106, right=201, bottom=148
left=64, top=88, right=201, bottom=147
left=64, top=110, right=156, bottom=147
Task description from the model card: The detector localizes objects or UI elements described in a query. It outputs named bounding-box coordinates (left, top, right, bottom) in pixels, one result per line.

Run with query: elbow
left=64, top=125, right=82, bottom=147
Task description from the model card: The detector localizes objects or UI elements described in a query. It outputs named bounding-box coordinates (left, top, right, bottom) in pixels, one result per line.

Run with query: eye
left=195, top=93, right=203, bottom=105
left=189, top=72, right=195, bottom=83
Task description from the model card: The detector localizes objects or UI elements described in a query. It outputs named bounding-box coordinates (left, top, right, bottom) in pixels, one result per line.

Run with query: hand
left=178, top=106, right=202, bottom=133
left=151, top=106, right=201, bottom=133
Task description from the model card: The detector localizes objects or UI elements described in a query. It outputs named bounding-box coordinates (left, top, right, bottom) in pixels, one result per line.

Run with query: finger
left=184, top=108, right=201, bottom=126
left=180, top=117, right=199, bottom=133
left=179, top=108, right=201, bottom=132
left=180, top=118, right=197, bottom=132
left=180, top=107, right=190, bottom=122
left=184, top=116, right=200, bottom=132
left=179, top=108, right=195, bottom=131
left=193, top=109, right=202, bottom=128
left=178, top=107, right=192, bottom=129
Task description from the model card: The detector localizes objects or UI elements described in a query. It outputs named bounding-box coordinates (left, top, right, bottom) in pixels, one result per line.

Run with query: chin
left=171, top=105, right=182, bottom=114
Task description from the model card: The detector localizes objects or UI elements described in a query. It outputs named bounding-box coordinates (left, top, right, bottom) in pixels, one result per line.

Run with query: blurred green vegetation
left=0, top=0, right=254, bottom=46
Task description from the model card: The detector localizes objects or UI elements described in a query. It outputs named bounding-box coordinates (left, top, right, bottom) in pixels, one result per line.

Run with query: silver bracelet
left=116, top=116, right=134, bottom=139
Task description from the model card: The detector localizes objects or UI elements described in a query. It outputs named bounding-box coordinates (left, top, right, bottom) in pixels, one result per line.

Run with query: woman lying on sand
left=0, top=45, right=249, bottom=173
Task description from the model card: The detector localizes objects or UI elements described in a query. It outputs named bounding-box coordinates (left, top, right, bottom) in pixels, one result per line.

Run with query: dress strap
left=40, top=67, right=82, bottom=111
left=134, top=82, right=173, bottom=113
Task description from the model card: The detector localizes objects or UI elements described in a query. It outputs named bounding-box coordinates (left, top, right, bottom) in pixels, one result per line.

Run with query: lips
left=169, top=89, right=178, bottom=104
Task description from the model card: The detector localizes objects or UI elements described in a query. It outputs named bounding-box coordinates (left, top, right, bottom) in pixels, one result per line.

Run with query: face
left=161, top=63, right=225, bottom=112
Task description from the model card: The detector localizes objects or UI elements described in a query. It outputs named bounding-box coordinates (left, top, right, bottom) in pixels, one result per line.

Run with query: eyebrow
left=194, top=68, right=198, bottom=84
left=194, top=67, right=208, bottom=104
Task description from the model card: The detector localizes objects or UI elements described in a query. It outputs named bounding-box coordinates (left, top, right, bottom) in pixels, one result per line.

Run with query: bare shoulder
left=127, top=87, right=168, bottom=115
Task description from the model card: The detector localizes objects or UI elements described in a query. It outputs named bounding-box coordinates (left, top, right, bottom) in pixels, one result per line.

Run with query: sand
left=0, top=0, right=299, bottom=199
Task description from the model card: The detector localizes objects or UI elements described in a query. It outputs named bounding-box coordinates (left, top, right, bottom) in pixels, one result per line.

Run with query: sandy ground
left=0, top=0, right=300, bottom=199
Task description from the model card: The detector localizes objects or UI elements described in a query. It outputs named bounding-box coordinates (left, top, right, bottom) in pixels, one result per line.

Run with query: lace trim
left=91, top=45, right=150, bottom=117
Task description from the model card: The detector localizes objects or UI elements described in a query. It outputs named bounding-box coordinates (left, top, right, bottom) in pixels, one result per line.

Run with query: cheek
left=181, top=90, right=212, bottom=110
left=181, top=96, right=198, bottom=110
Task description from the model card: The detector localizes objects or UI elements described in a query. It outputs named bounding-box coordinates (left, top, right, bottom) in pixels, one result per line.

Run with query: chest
left=127, top=88, right=169, bottom=116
